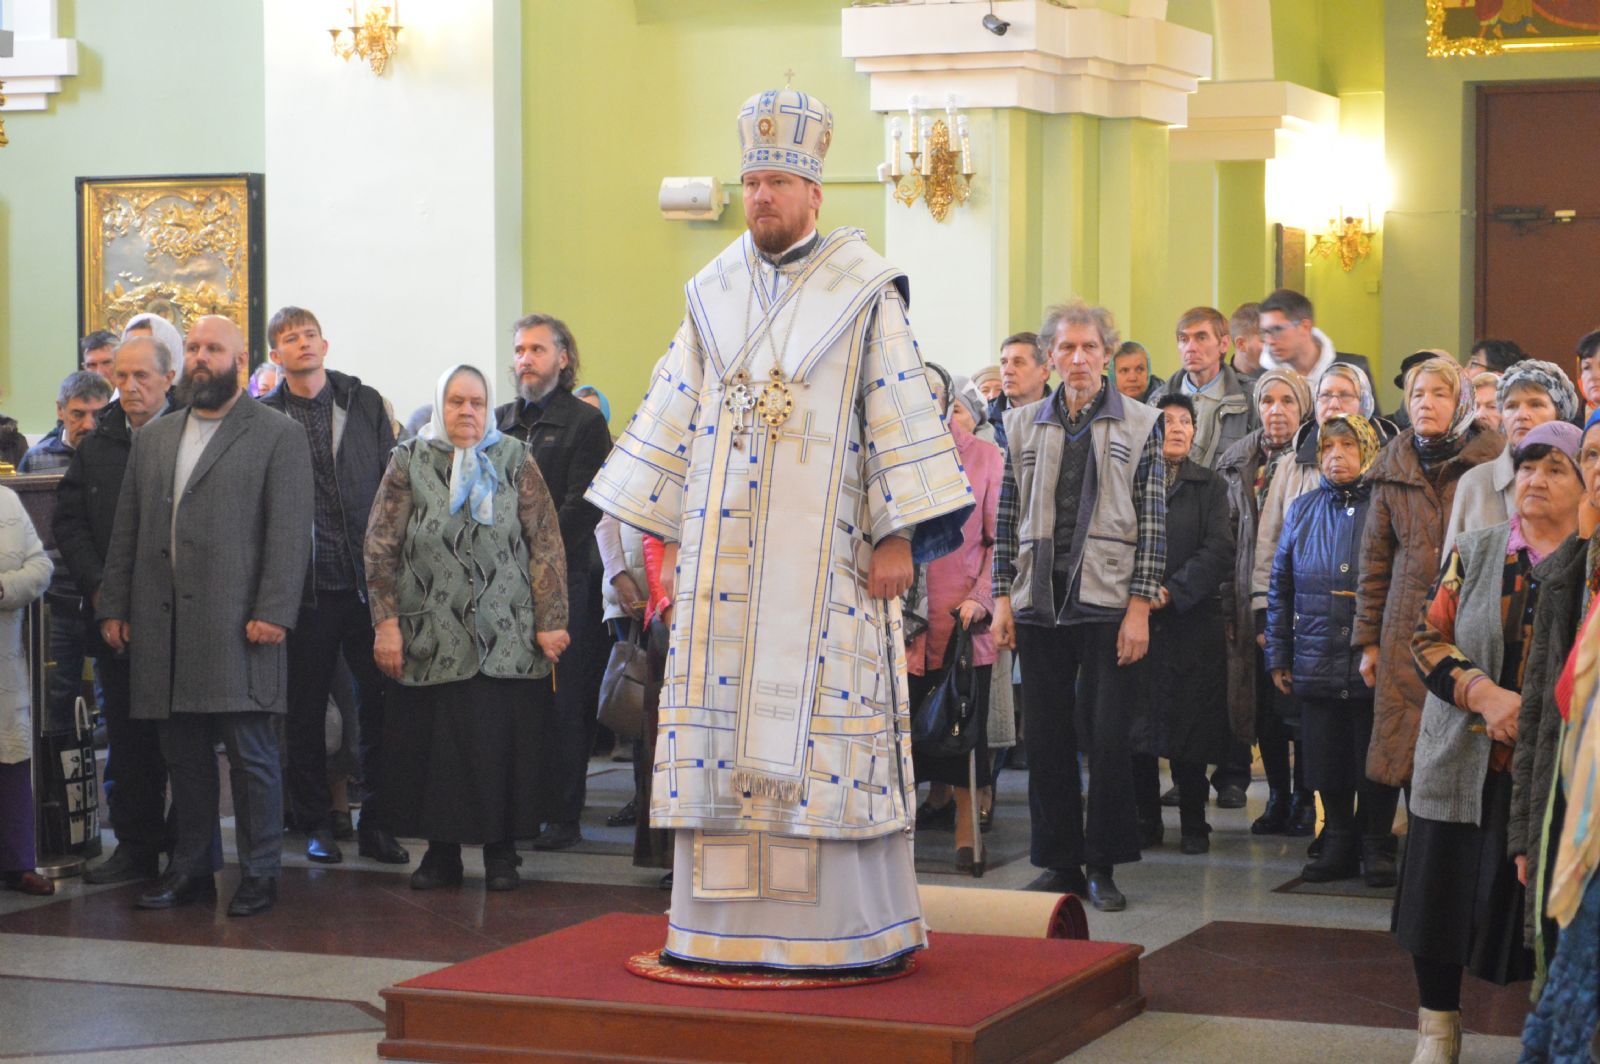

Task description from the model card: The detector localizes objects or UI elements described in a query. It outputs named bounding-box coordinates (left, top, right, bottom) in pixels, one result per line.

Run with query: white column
left=262, top=0, right=522, bottom=420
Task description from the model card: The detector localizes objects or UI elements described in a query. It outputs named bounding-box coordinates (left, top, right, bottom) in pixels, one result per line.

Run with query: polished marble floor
left=0, top=759, right=1531, bottom=1062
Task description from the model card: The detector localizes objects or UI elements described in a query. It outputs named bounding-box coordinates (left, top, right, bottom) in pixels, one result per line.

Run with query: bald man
left=99, top=316, right=315, bottom=917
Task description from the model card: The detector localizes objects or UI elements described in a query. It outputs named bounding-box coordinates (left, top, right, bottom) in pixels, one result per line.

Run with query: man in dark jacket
left=987, top=331, right=1049, bottom=451
left=260, top=306, right=407, bottom=867
left=54, top=337, right=178, bottom=884
left=494, top=313, right=612, bottom=850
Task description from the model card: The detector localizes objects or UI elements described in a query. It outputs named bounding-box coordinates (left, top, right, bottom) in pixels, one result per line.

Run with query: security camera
left=982, top=13, right=1010, bottom=36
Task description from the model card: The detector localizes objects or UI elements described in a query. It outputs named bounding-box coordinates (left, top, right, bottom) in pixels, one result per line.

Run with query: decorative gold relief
left=1427, top=0, right=1600, bottom=56
left=0, top=82, right=8, bottom=148
left=77, top=175, right=264, bottom=353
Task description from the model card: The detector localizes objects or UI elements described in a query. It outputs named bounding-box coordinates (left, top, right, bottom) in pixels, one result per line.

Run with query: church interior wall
left=0, top=0, right=266, bottom=434
left=3, top=0, right=1598, bottom=433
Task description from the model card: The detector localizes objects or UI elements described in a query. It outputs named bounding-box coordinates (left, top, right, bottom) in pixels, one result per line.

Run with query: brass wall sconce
left=1310, top=211, right=1375, bottom=271
left=0, top=28, right=11, bottom=148
left=881, top=96, right=975, bottom=223
left=330, top=2, right=402, bottom=76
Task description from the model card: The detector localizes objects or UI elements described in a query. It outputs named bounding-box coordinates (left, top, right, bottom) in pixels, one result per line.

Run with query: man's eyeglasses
left=1260, top=322, right=1303, bottom=339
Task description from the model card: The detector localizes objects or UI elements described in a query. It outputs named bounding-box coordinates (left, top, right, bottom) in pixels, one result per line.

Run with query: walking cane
left=967, top=746, right=985, bottom=878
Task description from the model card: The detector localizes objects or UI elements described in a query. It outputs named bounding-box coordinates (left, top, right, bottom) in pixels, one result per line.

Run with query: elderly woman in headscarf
left=1397, top=420, right=1582, bottom=1062
left=1356, top=357, right=1504, bottom=872
left=1250, top=362, right=1397, bottom=838
left=907, top=366, right=1002, bottom=874
left=365, top=364, right=570, bottom=893
left=1267, top=413, right=1383, bottom=886
left=0, top=485, right=54, bottom=896
left=1445, top=359, right=1580, bottom=554
left=1217, top=367, right=1313, bottom=835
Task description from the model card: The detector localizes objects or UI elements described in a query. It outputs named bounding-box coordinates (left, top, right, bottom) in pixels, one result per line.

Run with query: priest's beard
left=748, top=212, right=810, bottom=257
left=181, top=365, right=239, bottom=412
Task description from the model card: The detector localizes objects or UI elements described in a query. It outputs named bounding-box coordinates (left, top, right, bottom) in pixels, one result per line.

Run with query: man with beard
left=491, top=314, right=611, bottom=851
left=99, top=316, right=314, bottom=917
left=586, top=87, right=971, bottom=971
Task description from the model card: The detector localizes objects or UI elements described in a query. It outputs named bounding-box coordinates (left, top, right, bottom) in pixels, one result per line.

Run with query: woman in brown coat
left=1355, top=358, right=1504, bottom=852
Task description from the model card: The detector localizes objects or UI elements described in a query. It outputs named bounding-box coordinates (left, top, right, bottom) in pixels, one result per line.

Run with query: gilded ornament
left=756, top=365, right=795, bottom=436
left=891, top=119, right=971, bottom=223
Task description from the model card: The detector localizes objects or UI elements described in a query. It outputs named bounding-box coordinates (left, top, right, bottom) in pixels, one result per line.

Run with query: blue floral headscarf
left=419, top=364, right=503, bottom=524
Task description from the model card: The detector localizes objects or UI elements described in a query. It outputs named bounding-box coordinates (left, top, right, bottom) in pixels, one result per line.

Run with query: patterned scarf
left=1405, top=358, right=1476, bottom=465
left=419, top=364, right=503, bottom=525
left=1317, top=412, right=1381, bottom=481
left=1549, top=591, right=1600, bottom=928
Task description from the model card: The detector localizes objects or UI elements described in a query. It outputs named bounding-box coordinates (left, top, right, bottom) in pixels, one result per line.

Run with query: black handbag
left=911, top=622, right=981, bottom=758
left=597, top=620, right=650, bottom=739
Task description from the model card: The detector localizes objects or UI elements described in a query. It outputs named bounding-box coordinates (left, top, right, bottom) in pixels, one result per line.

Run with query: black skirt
left=909, top=666, right=992, bottom=788
left=1391, top=768, right=1533, bottom=985
left=383, top=673, right=550, bottom=845
left=1299, top=696, right=1374, bottom=793
left=1141, top=607, right=1231, bottom=765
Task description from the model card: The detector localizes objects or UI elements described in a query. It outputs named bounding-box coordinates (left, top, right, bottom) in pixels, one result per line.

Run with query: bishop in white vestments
left=586, top=88, right=973, bottom=971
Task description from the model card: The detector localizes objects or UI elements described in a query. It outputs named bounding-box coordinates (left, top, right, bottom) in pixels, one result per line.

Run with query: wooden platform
left=380, top=913, right=1143, bottom=1063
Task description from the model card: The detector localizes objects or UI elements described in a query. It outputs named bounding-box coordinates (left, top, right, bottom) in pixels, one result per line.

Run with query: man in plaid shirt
left=991, top=299, right=1167, bottom=913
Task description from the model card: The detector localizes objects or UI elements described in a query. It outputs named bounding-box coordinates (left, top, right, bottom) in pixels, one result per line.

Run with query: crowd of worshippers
left=2, top=289, right=1599, bottom=1059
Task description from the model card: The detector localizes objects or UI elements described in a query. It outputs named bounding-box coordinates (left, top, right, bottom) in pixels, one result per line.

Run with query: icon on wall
left=1428, top=0, right=1600, bottom=56
left=76, top=173, right=266, bottom=363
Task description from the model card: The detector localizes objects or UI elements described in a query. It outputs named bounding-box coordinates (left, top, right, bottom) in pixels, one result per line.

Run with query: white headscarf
left=122, top=313, right=187, bottom=384
left=418, top=364, right=503, bottom=525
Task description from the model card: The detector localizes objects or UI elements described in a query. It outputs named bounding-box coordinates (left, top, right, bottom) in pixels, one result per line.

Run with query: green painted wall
left=1381, top=0, right=1600, bottom=409
left=0, top=1, right=265, bottom=434
left=523, top=0, right=883, bottom=419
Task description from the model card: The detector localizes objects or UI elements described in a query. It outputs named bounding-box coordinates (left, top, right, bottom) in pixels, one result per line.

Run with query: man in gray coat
left=100, top=315, right=314, bottom=917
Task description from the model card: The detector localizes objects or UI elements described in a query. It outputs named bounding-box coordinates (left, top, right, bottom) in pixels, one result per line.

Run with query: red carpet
left=399, top=912, right=1131, bottom=1028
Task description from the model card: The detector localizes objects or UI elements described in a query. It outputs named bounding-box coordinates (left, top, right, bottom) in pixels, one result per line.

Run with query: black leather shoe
left=1159, top=784, right=1181, bottom=807
left=1285, top=791, right=1317, bottom=837
left=1361, top=836, right=1398, bottom=888
left=1215, top=785, right=1248, bottom=810
left=1025, top=868, right=1088, bottom=896
left=658, top=872, right=674, bottom=891
left=1251, top=790, right=1290, bottom=835
left=357, top=823, right=411, bottom=865
left=1301, top=832, right=1360, bottom=882
left=84, top=847, right=159, bottom=885
left=331, top=811, right=356, bottom=841
left=136, top=871, right=216, bottom=910
left=306, top=829, right=344, bottom=864
left=1179, top=832, right=1211, bottom=855
left=1307, top=828, right=1326, bottom=859
left=915, top=799, right=956, bottom=831
left=410, top=846, right=464, bottom=890
left=1085, top=867, right=1127, bottom=911
left=606, top=800, right=638, bottom=827
left=531, top=822, right=582, bottom=851
left=227, top=875, right=277, bottom=917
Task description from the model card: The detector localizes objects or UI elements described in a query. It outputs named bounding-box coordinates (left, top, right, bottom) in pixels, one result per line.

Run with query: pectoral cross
left=724, top=370, right=758, bottom=450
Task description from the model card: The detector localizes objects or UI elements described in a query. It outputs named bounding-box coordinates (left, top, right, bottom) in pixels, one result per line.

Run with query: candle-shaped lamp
left=919, top=115, right=933, bottom=176
left=907, top=96, right=920, bottom=155
left=957, top=114, right=973, bottom=175
left=890, top=117, right=903, bottom=179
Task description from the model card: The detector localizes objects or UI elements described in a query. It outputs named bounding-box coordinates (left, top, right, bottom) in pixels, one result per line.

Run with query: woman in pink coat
left=907, top=371, right=1003, bottom=874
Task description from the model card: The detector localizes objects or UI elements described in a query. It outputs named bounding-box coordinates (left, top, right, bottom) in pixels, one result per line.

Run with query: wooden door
left=1475, top=82, right=1600, bottom=377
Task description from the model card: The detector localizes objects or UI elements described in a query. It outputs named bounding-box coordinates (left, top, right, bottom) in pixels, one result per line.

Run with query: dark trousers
left=285, top=590, right=387, bottom=832
left=1255, top=649, right=1307, bottom=798
left=544, top=568, right=603, bottom=825
left=1320, top=784, right=1399, bottom=844
left=1211, top=741, right=1253, bottom=793
left=45, top=596, right=93, bottom=734
left=159, top=711, right=282, bottom=877
left=1133, top=754, right=1209, bottom=835
left=1016, top=620, right=1141, bottom=870
left=94, top=654, right=169, bottom=859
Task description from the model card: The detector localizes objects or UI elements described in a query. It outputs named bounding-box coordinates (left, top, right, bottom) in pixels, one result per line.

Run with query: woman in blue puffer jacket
left=1266, top=413, right=1383, bottom=884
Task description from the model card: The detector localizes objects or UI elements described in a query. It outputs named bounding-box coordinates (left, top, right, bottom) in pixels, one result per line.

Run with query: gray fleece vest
left=1003, top=388, right=1159, bottom=623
